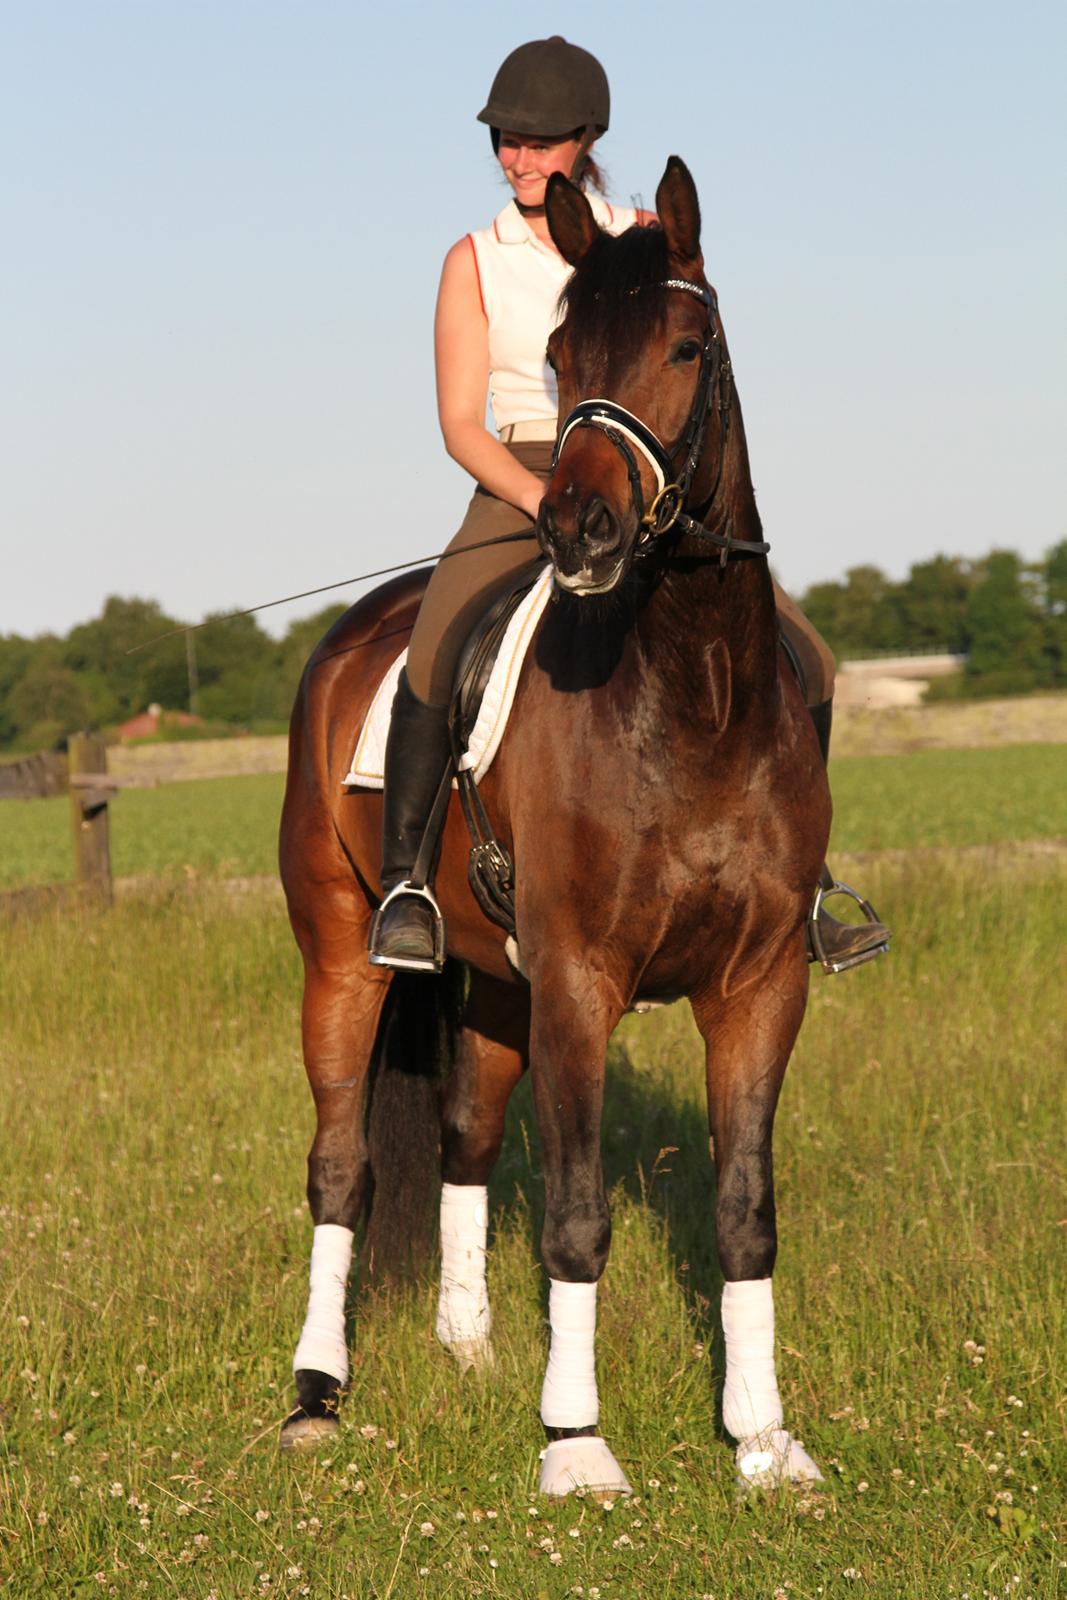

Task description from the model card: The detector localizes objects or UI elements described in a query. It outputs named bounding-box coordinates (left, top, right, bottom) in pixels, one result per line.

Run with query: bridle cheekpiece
left=551, top=278, right=769, bottom=566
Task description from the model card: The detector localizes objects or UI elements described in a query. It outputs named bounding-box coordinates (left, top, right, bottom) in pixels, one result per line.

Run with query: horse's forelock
left=558, top=225, right=672, bottom=369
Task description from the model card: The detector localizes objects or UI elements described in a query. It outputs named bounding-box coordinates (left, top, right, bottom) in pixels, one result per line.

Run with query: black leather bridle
left=551, top=279, right=771, bottom=566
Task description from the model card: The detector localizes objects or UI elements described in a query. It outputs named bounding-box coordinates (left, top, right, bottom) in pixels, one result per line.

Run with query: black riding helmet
left=477, top=35, right=609, bottom=159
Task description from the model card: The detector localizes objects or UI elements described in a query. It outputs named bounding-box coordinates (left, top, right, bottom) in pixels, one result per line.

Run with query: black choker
left=514, top=199, right=546, bottom=219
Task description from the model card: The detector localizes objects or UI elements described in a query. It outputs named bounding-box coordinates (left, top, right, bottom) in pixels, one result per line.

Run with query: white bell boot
left=539, top=1435, right=633, bottom=1499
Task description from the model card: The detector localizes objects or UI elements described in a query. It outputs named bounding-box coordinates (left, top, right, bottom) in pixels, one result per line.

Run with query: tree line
left=799, top=543, right=1066, bottom=700
left=0, top=598, right=347, bottom=753
left=1, top=542, right=1064, bottom=752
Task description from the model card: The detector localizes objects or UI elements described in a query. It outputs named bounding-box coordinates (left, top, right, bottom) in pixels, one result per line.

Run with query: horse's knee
left=541, top=1197, right=611, bottom=1281
left=715, top=1157, right=777, bottom=1281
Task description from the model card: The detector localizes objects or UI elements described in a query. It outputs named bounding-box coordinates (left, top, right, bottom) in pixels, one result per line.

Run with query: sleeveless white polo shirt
left=468, top=195, right=639, bottom=434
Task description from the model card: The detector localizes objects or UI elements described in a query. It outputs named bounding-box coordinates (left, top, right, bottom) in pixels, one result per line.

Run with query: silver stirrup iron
left=808, top=877, right=890, bottom=975
left=368, top=881, right=447, bottom=974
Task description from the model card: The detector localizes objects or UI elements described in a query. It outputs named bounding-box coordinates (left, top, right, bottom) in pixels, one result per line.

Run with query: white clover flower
left=419, top=1521, right=435, bottom=1537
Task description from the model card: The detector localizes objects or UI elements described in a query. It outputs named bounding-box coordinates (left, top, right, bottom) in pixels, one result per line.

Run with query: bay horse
left=278, top=157, right=830, bottom=1494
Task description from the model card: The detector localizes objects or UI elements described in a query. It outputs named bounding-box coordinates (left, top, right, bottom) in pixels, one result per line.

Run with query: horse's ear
left=545, top=173, right=601, bottom=266
left=655, top=156, right=703, bottom=268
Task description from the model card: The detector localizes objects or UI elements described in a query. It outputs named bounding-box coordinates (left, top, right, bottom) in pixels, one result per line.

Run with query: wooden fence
left=0, top=749, right=68, bottom=799
left=1, top=736, right=157, bottom=911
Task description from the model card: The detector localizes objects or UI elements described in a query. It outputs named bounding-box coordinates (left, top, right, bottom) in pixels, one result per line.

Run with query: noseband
left=551, top=279, right=770, bottom=565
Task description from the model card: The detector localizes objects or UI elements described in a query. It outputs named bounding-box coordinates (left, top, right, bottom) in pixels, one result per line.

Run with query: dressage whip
left=124, top=530, right=539, bottom=654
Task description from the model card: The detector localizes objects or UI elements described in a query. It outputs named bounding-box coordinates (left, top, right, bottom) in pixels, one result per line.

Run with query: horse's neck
left=633, top=550, right=779, bottom=726
left=632, top=395, right=780, bottom=726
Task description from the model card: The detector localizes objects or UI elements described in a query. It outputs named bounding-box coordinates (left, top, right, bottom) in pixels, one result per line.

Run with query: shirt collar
left=493, top=193, right=616, bottom=246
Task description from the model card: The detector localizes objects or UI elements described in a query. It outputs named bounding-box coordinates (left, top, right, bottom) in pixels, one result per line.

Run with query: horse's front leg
left=692, top=955, right=824, bottom=1489
left=437, top=973, right=530, bottom=1372
left=528, top=969, right=631, bottom=1498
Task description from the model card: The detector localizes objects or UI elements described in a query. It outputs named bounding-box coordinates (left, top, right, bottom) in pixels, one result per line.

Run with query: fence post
left=68, top=732, right=113, bottom=905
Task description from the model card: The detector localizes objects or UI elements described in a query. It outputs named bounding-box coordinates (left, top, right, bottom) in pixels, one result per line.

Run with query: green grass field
left=1, top=743, right=1065, bottom=892
left=1, top=753, right=1065, bottom=1596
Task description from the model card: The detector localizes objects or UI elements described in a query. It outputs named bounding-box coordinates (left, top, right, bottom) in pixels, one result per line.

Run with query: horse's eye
left=673, top=339, right=702, bottom=365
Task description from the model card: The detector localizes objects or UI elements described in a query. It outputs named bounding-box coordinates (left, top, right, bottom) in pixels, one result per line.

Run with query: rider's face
left=497, top=130, right=585, bottom=207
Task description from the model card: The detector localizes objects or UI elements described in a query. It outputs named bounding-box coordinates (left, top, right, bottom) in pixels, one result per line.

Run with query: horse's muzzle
left=537, top=495, right=631, bottom=596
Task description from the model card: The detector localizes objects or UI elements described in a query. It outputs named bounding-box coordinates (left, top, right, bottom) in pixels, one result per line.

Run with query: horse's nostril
left=579, top=497, right=616, bottom=549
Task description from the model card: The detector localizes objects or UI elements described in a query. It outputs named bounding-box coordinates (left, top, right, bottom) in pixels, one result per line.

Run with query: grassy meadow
left=0, top=741, right=1065, bottom=1597
left=1, top=742, right=1066, bottom=891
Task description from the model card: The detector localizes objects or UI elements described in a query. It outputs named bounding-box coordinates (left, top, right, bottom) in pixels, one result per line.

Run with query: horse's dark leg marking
left=441, top=973, right=530, bottom=1186
left=529, top=975, right=614, bottom=1286
left=692, top=960, right=807, bottom=1280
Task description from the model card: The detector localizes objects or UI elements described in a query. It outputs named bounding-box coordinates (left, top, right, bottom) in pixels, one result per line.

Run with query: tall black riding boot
left=807, top=698, right=891, bottom=974
left=367, top=669, right=453, bottom=973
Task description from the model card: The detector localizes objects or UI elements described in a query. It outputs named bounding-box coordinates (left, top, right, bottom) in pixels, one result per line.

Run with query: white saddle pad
left=344, top=565, right=554, bottom=791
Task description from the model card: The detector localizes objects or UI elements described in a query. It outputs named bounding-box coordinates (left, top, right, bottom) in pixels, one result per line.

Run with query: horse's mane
left=558, top=224, right=671, bottom=368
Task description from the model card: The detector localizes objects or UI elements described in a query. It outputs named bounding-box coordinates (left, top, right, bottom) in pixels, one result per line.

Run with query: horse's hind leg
left=692, top=957, right=824, bottom=1489
left=437, top=973, right=529, bottom=1372
left=280, top=887, right=391, bottom=1450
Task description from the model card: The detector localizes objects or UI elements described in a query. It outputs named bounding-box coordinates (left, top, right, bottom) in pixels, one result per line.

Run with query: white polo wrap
left=292, top=1223, right=353, bottom=1384
left=436, top=1182, right=491, bottom=1345
left=540, top=1279, right=599, bottom=1429
left=721, top=1276, right=785, bottom=1443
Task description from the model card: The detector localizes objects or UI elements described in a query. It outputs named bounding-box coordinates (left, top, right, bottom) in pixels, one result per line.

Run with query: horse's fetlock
left=306, top=1153, right=368, bottom=1230
left=542, top=1200, right=611, bottom=1281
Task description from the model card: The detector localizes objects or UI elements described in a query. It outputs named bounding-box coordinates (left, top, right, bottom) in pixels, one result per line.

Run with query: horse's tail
left=359, top=960, right=466, bottom=1287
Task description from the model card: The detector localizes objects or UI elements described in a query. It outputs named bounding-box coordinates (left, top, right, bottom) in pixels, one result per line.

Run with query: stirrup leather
left=368, top=881, right=447, bottom=975
left=808, top=877, right=890, bottom=974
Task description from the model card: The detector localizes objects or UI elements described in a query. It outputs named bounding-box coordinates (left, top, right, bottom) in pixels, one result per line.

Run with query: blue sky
left=3, top=0, right=1064, bottom=640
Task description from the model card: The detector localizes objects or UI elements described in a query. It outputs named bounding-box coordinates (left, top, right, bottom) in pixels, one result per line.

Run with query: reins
left=125, top=529, right=539, bottom=654
left=551, top=279, right=770, bottom=568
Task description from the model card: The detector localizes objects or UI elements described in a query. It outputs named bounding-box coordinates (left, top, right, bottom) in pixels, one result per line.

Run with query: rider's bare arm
left=435, top=238, right=545, bottom=523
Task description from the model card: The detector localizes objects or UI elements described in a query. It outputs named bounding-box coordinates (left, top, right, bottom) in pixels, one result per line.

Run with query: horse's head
left=538, top=156, right=726, bottom=595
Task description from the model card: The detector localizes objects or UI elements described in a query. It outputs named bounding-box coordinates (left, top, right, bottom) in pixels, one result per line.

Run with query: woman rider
left=369, top=36, right=889, bottom=976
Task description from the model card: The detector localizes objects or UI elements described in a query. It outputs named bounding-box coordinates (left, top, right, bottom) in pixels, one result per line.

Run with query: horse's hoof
left=539, top=1436, right=633, bottom=1499
left=442, top=1336, right=495, bottom=1375
left=735, top=1428, right=824, bottom=1491
left=279, top=1408, right=339, bottom=1452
